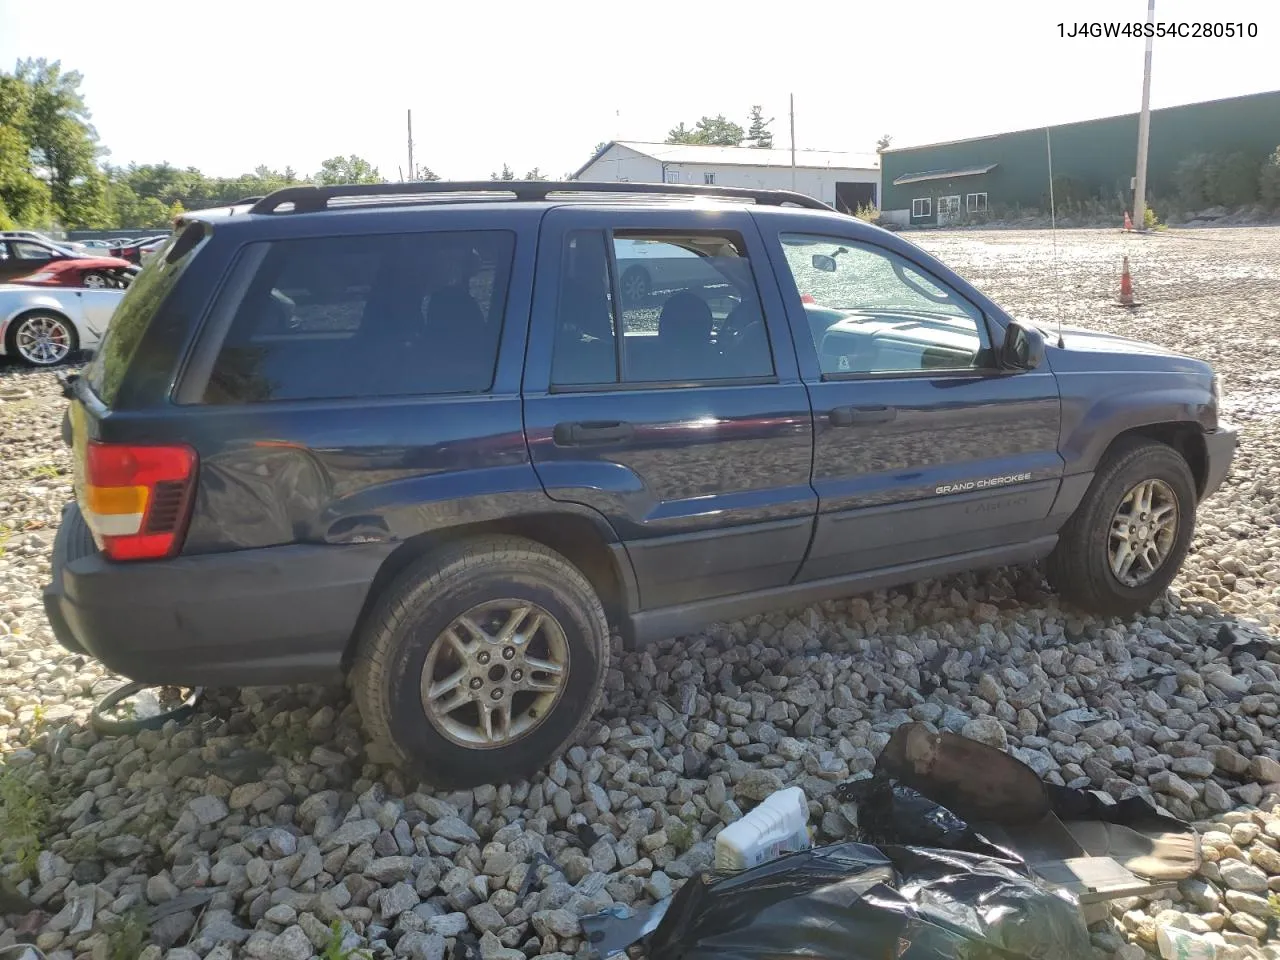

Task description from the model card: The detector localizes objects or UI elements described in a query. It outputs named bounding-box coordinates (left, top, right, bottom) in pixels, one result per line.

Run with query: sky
left=1, top=0, right=1278, bottom=181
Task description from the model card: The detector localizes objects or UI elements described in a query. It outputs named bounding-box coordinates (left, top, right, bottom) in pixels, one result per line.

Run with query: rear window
left=83, top=227, right=202, bottom=404
left=202, top=230, right=514, bottom=403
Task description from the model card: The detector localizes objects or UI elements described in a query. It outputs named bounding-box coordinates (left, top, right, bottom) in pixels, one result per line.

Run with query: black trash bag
left=647, top=841, right=1092, bottom=960
left=838, top=775, right=1022, bottom=865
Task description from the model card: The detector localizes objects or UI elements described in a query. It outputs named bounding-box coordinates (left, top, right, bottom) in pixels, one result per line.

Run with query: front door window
left=777, top=233, right=990, bottom=375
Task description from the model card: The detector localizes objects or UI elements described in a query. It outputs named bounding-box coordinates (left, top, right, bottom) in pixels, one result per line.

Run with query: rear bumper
left=1201, top=422, right=1238, bottom=500
left=43, top=503, right=393, bottom=686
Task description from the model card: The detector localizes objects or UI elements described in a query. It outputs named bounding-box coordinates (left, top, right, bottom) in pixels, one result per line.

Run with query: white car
left=0, top=284, right=124, bottom=366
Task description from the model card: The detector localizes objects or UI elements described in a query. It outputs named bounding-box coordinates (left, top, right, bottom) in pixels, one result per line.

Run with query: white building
left=574, top=141, right=881, bottom=213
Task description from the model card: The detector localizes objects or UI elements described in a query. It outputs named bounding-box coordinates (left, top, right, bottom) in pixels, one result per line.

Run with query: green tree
left=1174, top=153, right=1215, bottom=208
left=315, top=154, right=383, bottom=185
left=0, top=125, right=52, bottom=228
left=413, top=165, right=441, bottom=181
left=523, top=167, right=547, bottom=180
left=747, top=106, right=773, bottom=148
left=490, top=164, right=515, bottom=181
left=666, top=115, right=745, bottom=146
left=1210, top=152, right=1260, bottom=207
left=1260, top=147, right=1280, bottom=209
left=876, top=134, right=894, bottom=153
left=11, top=58, right=106, bottom=226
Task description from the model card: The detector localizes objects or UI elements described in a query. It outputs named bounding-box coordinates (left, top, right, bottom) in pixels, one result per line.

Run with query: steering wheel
left=892, top=261, right=953, bottom=305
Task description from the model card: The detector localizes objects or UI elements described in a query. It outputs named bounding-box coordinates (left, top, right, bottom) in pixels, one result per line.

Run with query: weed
left=666, top=817, right=695, bottom=853
left=853, top=203, right=880, bottom=223
left=0, top=526, right=10, bottom=558
left=101, top=906, right=149, bottom=960
left=320, top=920, right=372, bottom=960
left=0, top=766, right=49, bottom=881
left=1270, top=892, right=1280, bottom=919
left=28, top=464, right=60, bottom=480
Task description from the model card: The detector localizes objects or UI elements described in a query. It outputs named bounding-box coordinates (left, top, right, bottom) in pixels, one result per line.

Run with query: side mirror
left=1000, top=322, right=1045, bottom=371
left=812, top=254, right=837, bottom=273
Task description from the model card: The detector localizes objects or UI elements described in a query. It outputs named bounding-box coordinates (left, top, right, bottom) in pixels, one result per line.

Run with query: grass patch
left=321, top=920, right=372, bottom=960
left=101, top=906, right=149, bottom=960
left=0, top=765, right=50, bottom=881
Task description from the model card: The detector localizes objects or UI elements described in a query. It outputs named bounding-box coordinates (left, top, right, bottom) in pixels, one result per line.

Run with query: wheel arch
left=1097, top=422, right=1208, bottom=499
left=343, top=511, right=634, bottom=669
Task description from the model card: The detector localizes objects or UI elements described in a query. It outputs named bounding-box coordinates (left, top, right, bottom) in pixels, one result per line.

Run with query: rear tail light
left=81, top=442, right=197, bottom=560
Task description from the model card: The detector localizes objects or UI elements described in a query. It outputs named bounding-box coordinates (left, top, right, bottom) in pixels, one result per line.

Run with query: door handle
left=829, top=405, right=897, bottom=426
left=553, top=421, right=635, bottom=445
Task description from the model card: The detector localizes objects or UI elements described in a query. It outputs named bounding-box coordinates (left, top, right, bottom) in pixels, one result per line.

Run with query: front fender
left=1059, top=383, right=1215, bottom=473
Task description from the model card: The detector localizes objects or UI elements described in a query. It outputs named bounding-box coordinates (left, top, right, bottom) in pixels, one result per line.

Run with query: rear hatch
left=67, top=222, right=211, bottom=561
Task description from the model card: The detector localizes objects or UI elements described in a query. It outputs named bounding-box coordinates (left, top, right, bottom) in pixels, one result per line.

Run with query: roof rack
left=247, top=180, right=833, bottom=215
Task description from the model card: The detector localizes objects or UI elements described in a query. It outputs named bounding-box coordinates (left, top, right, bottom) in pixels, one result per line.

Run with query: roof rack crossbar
left=247, top=180, right=832, bottom=215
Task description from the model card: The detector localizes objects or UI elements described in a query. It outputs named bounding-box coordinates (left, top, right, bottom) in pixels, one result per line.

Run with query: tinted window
left=614, top=233, right=773, bottom=383
left=83, top=230, right=195, bottom=405
left=204, top=231, right=514, bottom=403
left=778, top=233, right=988, bottom=375
left=549, top=230, right=774, bottom=388
left=551, top=230, right=618, bottom=386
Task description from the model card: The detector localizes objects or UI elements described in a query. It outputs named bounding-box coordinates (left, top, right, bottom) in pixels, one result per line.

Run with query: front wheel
left=1046, top=437, right=1197, bottom=616
left=351, top=536, right=610, bottom=787
left=8, top=311, right=78, bottom=366
left=81, top=271, right=110, bottom=289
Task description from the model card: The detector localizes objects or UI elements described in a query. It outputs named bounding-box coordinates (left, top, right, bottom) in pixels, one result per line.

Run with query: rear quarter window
left=83, top=226, right=205, bottom=404
left=199, top=230, right=515, bottom=404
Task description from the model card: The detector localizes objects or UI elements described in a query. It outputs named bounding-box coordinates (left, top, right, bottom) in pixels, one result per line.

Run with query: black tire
left=81, top=271, right=110, bottom=289
left=350, top=535, right=610, bottom=787
left=620, top=266, right=650, bottom=306
left=1046, top=437, right=1196, bottom=617
left=6, top=310, right=79, bottom=367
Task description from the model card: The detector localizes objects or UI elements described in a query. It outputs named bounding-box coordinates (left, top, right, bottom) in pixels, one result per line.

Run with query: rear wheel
left=1046, top=437, right=1196, bottom=616
left=81, top=271, right=110, bottom=289
left=351, top=536, right=610, bottom=787
left=8, top=311, right=78, bottom=366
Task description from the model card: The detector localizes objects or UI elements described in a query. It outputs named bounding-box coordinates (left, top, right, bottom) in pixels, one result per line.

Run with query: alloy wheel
left=1108, top=478, right=1179, bottom=587
left=14, top=315, right=72, bottom=365
left=420, top=600, right=569, bottom=748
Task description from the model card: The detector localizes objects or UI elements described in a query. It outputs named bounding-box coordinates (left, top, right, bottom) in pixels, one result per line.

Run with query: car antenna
left=1045, top=128, right=1065, bottom=349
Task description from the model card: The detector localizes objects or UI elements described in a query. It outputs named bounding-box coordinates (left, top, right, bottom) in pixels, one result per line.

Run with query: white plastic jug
left=1156, top=925, right=1218, bottom=960
left=714, top=786, right=810, bottom=871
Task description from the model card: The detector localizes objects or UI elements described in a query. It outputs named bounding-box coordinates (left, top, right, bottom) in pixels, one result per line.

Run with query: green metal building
left=880, top=90, right=1280, bottom=227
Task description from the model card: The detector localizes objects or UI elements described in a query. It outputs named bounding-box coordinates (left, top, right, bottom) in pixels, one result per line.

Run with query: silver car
left=0, top=285, right=124, bottom=366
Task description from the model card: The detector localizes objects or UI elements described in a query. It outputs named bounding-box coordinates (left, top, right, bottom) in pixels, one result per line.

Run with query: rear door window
left=549, top=229, right=774, bottom=387
left=202, top=231, right=515, bottom=403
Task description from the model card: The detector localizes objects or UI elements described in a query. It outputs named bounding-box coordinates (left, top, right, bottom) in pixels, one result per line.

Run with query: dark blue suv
left=43, top=181, right=1237, bottom=786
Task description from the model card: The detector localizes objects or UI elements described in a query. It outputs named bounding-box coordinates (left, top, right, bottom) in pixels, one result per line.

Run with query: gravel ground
left=3, top=226, right=1280, bottom=960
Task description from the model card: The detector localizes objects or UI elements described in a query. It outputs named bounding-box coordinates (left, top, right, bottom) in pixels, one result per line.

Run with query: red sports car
left=10, top=257, right=138, bottom=290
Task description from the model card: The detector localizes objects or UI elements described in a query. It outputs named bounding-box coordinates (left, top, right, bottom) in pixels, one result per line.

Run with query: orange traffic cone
left=1115, top=255, right=1139, bottom=308
left=1123, top=211, right=1134, bottom=231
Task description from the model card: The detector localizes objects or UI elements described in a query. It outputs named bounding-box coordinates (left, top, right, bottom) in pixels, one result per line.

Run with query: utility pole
left=789, top=93, right=797, bottom=191
left=1133, top=0, right=1155, bottom=230
left=407, top=109, right=414, bottom=182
